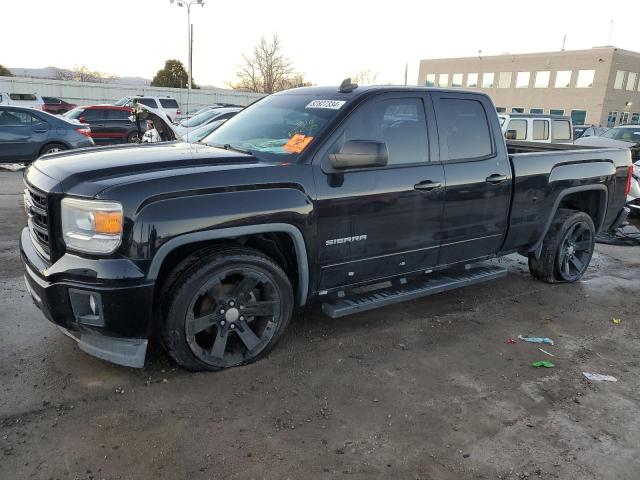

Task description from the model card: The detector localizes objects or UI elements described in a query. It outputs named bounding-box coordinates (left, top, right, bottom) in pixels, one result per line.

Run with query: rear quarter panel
left=502, top=148, right=631, bottom=252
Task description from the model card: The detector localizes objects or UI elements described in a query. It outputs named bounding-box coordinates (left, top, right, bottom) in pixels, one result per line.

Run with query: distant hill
left=8, top=66, right=150, bottom=86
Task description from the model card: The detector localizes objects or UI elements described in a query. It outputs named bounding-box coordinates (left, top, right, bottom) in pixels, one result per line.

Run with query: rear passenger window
left=553, top=120, right=571, bottom=141
left=82, top=109, right=104, bottom=121
left=532, top=120, right=549, bottom=140
left=437, top=98, right=493, bottom=160
left=108, top=109, right=131, bottom=120
left=138, top=98, right=158, bottom=108
left=334, top=98, right=429, bottom=165
left=506, top=119, right=527, bottom=140
left=159, top=99, right=179, bottom=108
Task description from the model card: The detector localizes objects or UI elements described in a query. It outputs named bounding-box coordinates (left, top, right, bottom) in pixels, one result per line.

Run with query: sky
left=2, top=0, right=639, bottom=88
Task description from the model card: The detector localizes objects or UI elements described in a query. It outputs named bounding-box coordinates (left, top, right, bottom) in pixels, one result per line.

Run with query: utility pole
left=607, top=20, right=614, bottom=45
left=169, top=0, right=205, bottom=93
left=404, top=62, right=408, bottom=86
left=561, top=34, right=566, bottom=51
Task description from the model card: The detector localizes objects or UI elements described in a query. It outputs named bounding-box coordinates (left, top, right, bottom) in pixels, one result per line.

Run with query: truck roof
left=274, top=85, right=490, bottom=100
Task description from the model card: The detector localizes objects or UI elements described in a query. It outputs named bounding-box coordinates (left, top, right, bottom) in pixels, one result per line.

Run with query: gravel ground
left=1, top=168, right=639, bottom=480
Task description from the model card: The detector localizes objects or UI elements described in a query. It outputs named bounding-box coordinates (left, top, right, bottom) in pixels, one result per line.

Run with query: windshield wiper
left=210, top=143, right=252, bottom=155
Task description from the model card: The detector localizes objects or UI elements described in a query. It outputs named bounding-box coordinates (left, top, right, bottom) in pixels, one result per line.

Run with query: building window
left=530, top=108, right=544, bottom=114
left=576, top=70, right=595, bottom=88
left=425, top=74, right=436, bottom=87
left=498, top=72, right=512, bottom=88
left=614, top=71, right=626, bottom=90
left=626, top=72, right=637, bottom=91
left=534, top=71, right=550, bottom=88
left=550, top=109, right=565, bottom=116
left=621, top=112, right=630, bottom=125
left=607, top=111, right=618, bottom=127
left=532, top=120, right=549, bottom=140
left=571, top=110, right=587, bottom=125
left=466, top=73, right=478, bottom=88
left=516, top=72, right=530, bottom=88
left=511, top=107, right=524, bottom=113
left=438, top=73, right=449, bottom=88
left=452, top=73, right=463, bottom=87
left=506, top=119, right=527, bottom=140
left=554, top=71, right=572, bottom=88
left=632, top=113, right=640, bottom=125
left=496, top=106, right=506, bottom=113
left=482, top=72, right=495, bottom=88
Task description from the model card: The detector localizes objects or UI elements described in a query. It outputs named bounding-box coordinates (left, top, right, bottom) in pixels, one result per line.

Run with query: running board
left=321, top=264, right=508, bottom=319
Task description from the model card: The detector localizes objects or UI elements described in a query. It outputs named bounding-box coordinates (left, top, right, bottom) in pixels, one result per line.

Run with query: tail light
left=75, top=127, right=92, bottom=137
left=625, top=163, right=634, bottom=196
left=176, top=109, right=181, bottom=116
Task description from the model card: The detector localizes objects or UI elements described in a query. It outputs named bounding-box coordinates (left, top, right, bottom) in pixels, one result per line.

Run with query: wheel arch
left=39, top=140, right=71, bottom=157
left=147, top=223, right=309, bottom=305
left=529, top=185, right=607, bottom=258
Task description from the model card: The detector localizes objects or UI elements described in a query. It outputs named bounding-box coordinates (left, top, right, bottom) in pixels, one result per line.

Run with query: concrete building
left=417, top=47, right=640, bottom=127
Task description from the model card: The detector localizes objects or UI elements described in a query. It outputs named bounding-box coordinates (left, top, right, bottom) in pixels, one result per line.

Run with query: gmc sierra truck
left=20, top=82, right=633, bottom=371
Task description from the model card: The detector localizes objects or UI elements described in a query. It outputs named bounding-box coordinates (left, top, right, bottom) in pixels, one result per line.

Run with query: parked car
left=174, top=103, right=244, bottom=123
left=20, top=84, right=632, bottom=370
left=174, top=107, right=242, bottom=135
left=575, top=125, right=640, bottom=162
left=63, top=105, right=143, bottom=144
left=41, top=97, right=76, bottom=115
left=573, top=124, right=608, bottom=140
left=500, top=113, right=573, bottom=143
left=0, top=105, right=93, bottom=162
left=0, top=92, right=44, bottom=110
left=114, top=96, right=181, bottom=123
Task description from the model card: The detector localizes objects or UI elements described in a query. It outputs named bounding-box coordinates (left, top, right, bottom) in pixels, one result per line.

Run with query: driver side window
left=331, top=98, right=429, bottom=165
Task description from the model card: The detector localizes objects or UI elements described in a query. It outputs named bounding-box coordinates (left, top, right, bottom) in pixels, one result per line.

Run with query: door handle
left=33, top=129, right=48, bottom=133
left=95, top=124, right=104, bottom=127
left=485, top=174, right=508, bottom=184
left=414, top=180, right=442, bottom=191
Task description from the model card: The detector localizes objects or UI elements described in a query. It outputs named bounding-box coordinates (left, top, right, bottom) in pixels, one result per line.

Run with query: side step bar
left=321, top=264, right=508, bottom=319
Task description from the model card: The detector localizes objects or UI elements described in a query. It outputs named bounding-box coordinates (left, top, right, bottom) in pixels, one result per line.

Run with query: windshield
left=114, top=97, right=131, bottom=107
left=63, top=107, right=84, bottom=119
left=185, top=120, right=226, bottom=143
left=180, top=109, right=221, bottom=128
left=203, top=93, right=344, bottom=160
left=601, top=127, right=640, bottom=142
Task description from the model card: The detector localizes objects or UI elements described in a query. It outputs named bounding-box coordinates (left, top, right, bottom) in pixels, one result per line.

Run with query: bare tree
left=353, top=69, right=379, bottom=85
left=230, top=35, right=309, bottom=93
left=55, top=65, right=116, bottom=83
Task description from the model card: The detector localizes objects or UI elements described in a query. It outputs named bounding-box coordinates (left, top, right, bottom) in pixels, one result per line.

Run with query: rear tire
left=528, top=209, right=595, bottom=283
left=39, top=143, right=67, bottom=157
left=160, top=247, right=294, bottom=371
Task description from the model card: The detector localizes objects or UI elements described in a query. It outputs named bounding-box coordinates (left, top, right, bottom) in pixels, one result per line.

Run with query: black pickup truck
left=20, top=83, right=632, bottom=370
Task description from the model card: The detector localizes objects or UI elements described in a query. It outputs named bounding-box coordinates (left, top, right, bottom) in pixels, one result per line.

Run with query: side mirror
left=505, top=129, right=517, bottom=140
left=329, top=140, right=389, bottom=169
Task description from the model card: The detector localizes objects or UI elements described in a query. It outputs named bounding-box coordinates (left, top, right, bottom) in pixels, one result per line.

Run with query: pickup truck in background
left=20, top=83, right=632, bottom=371
left=499, top=113, right=573, bottom=143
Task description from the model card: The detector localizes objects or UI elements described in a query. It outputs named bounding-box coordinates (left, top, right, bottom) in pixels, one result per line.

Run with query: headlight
left=61, top=198, right=123, bottom=254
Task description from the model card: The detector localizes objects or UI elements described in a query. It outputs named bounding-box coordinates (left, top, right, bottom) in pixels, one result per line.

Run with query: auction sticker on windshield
left=284, top=134, right=314, bottom=153
left=306, top=100, right=346, bottom=110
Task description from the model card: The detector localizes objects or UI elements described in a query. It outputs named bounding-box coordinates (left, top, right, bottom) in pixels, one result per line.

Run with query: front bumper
left=20, top=227, right=154, bottom=368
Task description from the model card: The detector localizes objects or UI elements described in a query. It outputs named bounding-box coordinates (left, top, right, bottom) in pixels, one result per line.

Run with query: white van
left=0, top=92, right=45, bottom=110
left=499, top=113, right=573, bottom=144
left=114, top=96, right=181, bottom=123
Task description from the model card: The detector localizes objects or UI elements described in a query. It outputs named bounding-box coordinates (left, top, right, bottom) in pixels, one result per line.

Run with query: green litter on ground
left=532, top=360, right=555, bottom=368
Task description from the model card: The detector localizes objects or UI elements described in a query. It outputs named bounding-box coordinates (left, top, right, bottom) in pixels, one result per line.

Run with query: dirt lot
left=1, top=168, right=639, bottom=480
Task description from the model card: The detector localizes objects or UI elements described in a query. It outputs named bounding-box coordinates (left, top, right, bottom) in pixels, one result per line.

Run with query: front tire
left=528, top=209, right=595, bottom=283
left=161, top=247, right=294, bottom=371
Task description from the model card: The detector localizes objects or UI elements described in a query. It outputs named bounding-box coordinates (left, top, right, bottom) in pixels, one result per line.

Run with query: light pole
left=169, top=0, right=205, bottom=94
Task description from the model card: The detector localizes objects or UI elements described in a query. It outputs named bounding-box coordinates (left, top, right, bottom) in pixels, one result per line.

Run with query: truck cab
left=500, top=113, right=573, bottom=144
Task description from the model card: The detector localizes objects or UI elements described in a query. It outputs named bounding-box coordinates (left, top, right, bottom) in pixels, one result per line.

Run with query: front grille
left=24, top=183, right=51, bottom=259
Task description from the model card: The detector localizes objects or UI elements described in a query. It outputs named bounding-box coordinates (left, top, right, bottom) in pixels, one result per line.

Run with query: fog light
left=68, top=289, right=105, bottom=327
left=89, top=295, right=97, bottom=315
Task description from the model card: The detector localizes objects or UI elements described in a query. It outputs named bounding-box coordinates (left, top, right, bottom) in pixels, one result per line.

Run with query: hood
left=132, top=103, right=183, bottom=142
left=31, top=142, right=260, bottom=197
left=574, top=136, right=637, bottom=149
